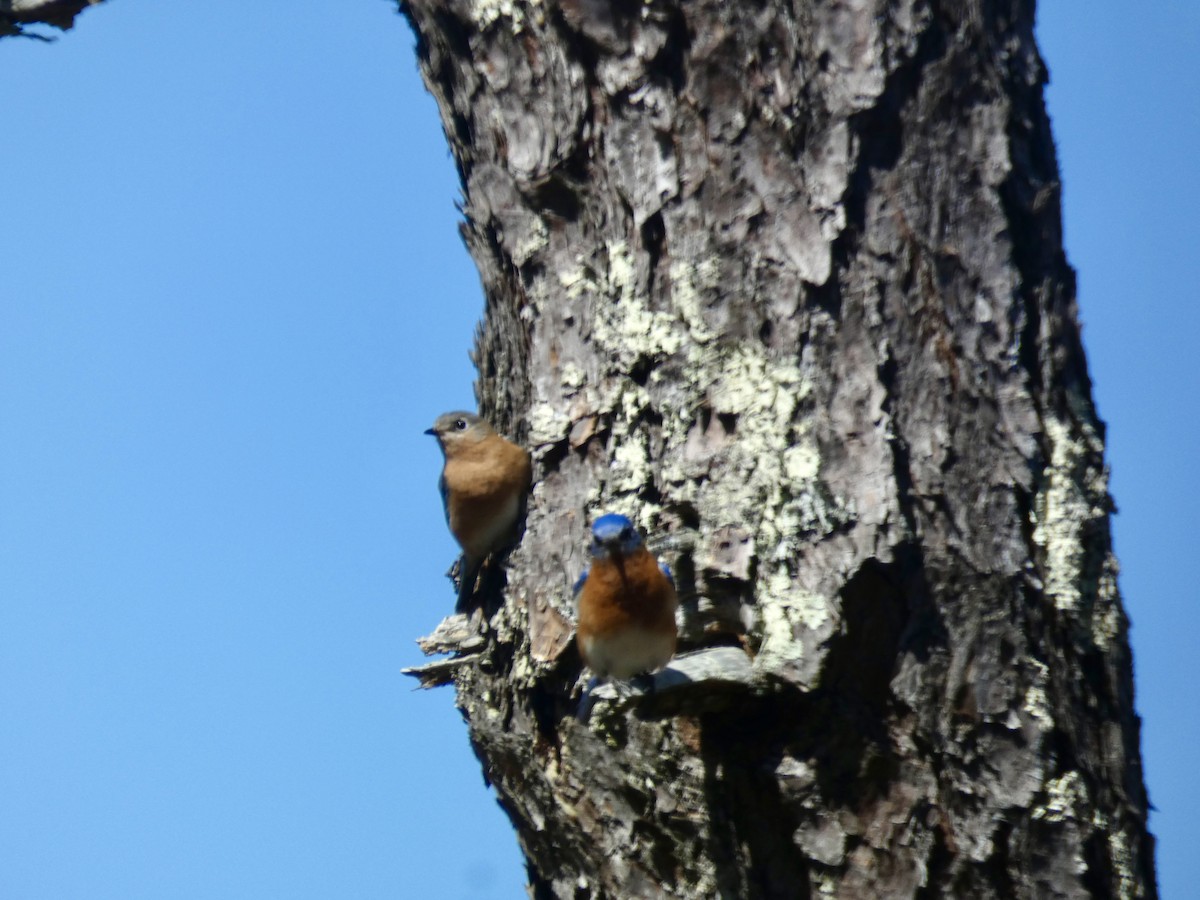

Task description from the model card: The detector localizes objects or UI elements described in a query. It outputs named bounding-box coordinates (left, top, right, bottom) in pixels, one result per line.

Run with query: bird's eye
left=454, top=419, right=468, bottom=431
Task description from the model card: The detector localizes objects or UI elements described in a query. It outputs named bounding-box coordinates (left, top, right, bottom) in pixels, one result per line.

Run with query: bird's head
left=588, top=513, right=644, bottom=560
left=425, top=411, right=493, bottom=454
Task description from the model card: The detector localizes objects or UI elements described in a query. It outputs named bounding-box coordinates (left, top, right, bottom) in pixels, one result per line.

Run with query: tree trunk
left=399, top=0, right=1156, bottom=897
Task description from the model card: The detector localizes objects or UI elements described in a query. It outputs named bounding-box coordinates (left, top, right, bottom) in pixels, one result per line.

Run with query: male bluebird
left=575, top=513, right=678, bottom=720
left=426, top=411, right=532, bottom=612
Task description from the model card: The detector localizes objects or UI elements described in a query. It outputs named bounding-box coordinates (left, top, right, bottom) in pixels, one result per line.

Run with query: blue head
left=589, top=513, right=643, bottom=560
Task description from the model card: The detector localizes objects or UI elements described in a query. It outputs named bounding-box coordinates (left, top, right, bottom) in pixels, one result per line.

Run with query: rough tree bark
left=400, top=0, right=1156, bottom=897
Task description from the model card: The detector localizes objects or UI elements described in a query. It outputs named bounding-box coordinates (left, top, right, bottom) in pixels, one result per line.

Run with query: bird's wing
left=437, top=473, right=450, bottom=526
left=658, top=561, right=675, bottom=589
left=572, top=569, right=589, bottom=597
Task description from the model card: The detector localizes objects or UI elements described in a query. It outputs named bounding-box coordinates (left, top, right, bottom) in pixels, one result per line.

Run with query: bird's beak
left=424, top=427, right=437, bottom=436
left=601, top=537, right=624, bottom=556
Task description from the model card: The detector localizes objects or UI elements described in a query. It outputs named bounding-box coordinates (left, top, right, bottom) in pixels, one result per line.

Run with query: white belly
left=580, top=626, right=674, bottom=680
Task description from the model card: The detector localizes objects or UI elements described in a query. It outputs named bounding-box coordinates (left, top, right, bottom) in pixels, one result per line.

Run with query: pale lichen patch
left=784, top=440, right=820, bottom=482
left=610, top=435, right=653, bottom=500
left=467, top=0, right=540, bottom=33
left=528, top=401, right=571, bottom=446
left=586, top=240, right=684, bottom=366
left=1031, top=415, right=1108, bottom=615
left=812, top=869, right=838, bottom=898
left=512, top=214, right=549, bottom=262
left=1022, top=659, right=1054, bottom=732
left=756, top=570, right=830, bottom=683
left=1108, top=828, right=1138, bottom=900
left=669, top=256, right=721, bottom=344
left=558, top=265, right=592, bottom=301
left=1033, top=770, right=1087, bottom=823
left=560, top=361, right=587, bottom=392
left=689, top=871, right=719, bottom=898
left=687, top=346, right=838, bottom=565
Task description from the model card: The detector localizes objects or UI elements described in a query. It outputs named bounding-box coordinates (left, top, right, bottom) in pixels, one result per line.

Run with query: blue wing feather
left=658, top=562, right=674, bottom=589
left=437, top=473, right=450, bottom=526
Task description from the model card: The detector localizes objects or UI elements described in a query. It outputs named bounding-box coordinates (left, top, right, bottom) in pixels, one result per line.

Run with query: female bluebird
left=575, top=513, right=678, bottom=719
left=426, top=411, right=532, bottom=612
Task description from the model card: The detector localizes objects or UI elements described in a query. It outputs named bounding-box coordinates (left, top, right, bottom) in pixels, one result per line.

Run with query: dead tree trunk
left=400, top=0, right=1156, bottom=897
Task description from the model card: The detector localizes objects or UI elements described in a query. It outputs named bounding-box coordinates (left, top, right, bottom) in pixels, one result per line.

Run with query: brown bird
left=425, top=411, right=532, bottom=611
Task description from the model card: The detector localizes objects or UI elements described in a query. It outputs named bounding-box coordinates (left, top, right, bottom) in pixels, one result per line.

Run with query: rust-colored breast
left=577, top=547, right=678, bottom=642
left=442, top=434, right=531, bottom=558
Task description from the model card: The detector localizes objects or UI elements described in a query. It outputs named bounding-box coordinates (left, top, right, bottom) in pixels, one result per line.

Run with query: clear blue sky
left=0, top=2, right=1194, bottom=898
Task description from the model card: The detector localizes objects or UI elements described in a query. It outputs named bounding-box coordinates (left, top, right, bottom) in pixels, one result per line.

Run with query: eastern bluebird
left=575, top=513, right=678, bottom=720
left=426, top=411, right=532, bottom=612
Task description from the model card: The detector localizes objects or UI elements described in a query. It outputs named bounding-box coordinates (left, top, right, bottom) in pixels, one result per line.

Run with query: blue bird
left=574, top=513, right=677, bottom=720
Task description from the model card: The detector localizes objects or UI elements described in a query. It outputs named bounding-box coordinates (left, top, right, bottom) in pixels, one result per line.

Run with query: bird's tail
left=455, top=556, right=483, bottom=613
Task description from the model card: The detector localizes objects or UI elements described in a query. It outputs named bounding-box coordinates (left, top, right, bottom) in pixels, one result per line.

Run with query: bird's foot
left=631, top=672, right=656, bottom=694
left=576, top=676, right=604, bottom=723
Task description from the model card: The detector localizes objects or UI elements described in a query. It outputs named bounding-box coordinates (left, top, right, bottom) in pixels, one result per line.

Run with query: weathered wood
left=415, top=611, right=486, bottom=656
left=399, top=0, right=1156, bottom=896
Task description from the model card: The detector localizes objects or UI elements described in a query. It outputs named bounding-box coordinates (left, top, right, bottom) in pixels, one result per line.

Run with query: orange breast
left=443, top=438, right=531, bottom=558
left=576, top=548, right=677, bottom=641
